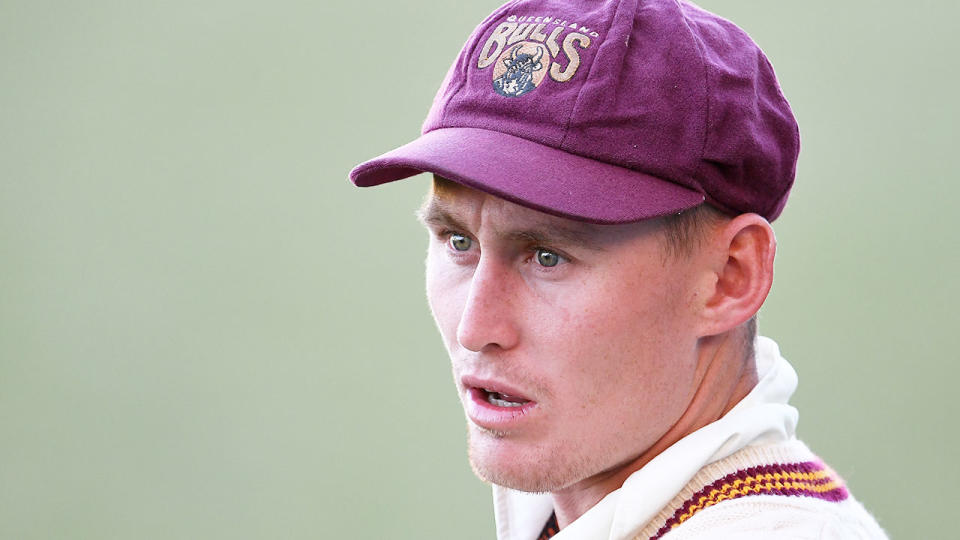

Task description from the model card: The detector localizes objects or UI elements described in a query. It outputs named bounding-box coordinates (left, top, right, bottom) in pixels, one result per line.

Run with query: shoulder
left=637, top=440, right=888, bottom=540
left=660, top=493, right=888, bottom=540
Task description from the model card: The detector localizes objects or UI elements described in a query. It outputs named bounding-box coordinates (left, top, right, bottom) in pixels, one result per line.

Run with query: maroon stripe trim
left=537, top=512, right=559, bottom=540
left=649, top=461, right=848, bottom=540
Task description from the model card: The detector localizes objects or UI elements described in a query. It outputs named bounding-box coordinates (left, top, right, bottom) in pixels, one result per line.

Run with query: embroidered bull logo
left=492, top=43, right=548, bottom=98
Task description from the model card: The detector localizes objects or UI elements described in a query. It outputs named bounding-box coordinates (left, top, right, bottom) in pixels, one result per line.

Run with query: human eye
left=436, top=230, right=478, bottom=261
left=448, top=232, right=473, bottom=252
left=533, top=247, right=566, bottom=268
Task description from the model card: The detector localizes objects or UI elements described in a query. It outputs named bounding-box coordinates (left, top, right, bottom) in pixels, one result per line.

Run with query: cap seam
left=759, top=54, right=799, bottom=219
left=432, top=126, right=691, bottom=178
left=675, top=0, right=711, bottom=188
left=439, top=0, right=525, bottom=126
left=558, top=0, right=630, bottom=150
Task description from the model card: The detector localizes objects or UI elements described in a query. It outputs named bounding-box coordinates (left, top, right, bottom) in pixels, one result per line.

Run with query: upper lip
left=460, top=374, right=534, bottom=402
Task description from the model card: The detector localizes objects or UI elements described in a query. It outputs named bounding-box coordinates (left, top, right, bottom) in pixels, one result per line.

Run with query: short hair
left=658, top=203, right=729, bottom=259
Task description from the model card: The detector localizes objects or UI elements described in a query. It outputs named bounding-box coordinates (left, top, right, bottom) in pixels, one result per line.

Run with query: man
left=350, top=0, right=887, bottom=538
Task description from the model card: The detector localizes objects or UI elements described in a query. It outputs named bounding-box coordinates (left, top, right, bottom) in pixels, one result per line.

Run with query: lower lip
left=465, top=387, right=538, bottom=430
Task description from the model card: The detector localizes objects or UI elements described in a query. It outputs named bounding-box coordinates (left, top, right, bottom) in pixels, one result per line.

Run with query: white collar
left=492, top=336, right=799, bottom=540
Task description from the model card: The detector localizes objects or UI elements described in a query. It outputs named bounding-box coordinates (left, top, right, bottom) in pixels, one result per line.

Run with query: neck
left=550, top=333, right=759, bottom=529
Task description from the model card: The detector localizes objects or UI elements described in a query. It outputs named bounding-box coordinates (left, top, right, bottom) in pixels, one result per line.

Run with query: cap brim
left=349, top=127, right=705, bottom=224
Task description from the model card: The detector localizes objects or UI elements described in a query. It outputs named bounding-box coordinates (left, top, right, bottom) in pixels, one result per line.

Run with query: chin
left=466, top=426, right=583, bottom=493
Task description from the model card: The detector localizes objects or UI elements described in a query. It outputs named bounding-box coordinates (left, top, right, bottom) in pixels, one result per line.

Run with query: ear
left=696, top=213, right=776, bottom=337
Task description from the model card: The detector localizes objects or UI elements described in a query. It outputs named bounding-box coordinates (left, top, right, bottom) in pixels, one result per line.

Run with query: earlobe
left=699, top=214, right=776, bottom=337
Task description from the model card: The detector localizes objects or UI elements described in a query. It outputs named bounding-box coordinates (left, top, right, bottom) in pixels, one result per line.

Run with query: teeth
left=486, top=391, right=525, bottom=408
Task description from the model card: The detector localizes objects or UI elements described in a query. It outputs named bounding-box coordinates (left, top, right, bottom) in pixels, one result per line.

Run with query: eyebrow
left=417, top=198, right=470, bottom=233
left=417, top=197, right=607, bottom=252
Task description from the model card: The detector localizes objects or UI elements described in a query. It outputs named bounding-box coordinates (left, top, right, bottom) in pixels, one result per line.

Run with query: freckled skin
left=422, top=183, right=705, bottom=499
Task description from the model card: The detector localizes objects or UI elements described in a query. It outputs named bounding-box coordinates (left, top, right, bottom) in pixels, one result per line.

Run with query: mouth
left=481, top=389, right=531, bottom=408
left=461, top=377, right=538, bottom=430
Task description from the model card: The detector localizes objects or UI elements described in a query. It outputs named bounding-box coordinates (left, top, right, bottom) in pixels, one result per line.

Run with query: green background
left=1, top=0, right=956, bottom=538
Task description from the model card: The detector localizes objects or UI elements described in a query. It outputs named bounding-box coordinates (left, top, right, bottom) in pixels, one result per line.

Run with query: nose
left=456, top=257, right=521, bottom=353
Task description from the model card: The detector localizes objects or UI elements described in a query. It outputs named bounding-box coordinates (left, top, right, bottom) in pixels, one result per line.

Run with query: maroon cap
left=350, top=0, right=799, bottom=224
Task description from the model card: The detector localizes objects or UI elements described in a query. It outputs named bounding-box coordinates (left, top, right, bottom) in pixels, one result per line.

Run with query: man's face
left=421, top=181, right=703, bottom=494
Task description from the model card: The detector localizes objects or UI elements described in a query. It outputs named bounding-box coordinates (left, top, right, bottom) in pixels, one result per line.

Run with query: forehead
left=422, top=177, right=667, bottom=246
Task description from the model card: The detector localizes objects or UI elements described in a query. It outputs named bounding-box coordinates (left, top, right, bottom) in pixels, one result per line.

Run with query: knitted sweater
left=492, top=337, right=887, bottom=540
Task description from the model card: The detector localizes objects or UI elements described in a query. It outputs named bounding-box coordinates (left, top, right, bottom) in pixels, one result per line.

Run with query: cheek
left=559, top=273, right=692, bottom=399
left=425, top=249, right=465, bottom=346
left=550, top=305, right=694, bottom=450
